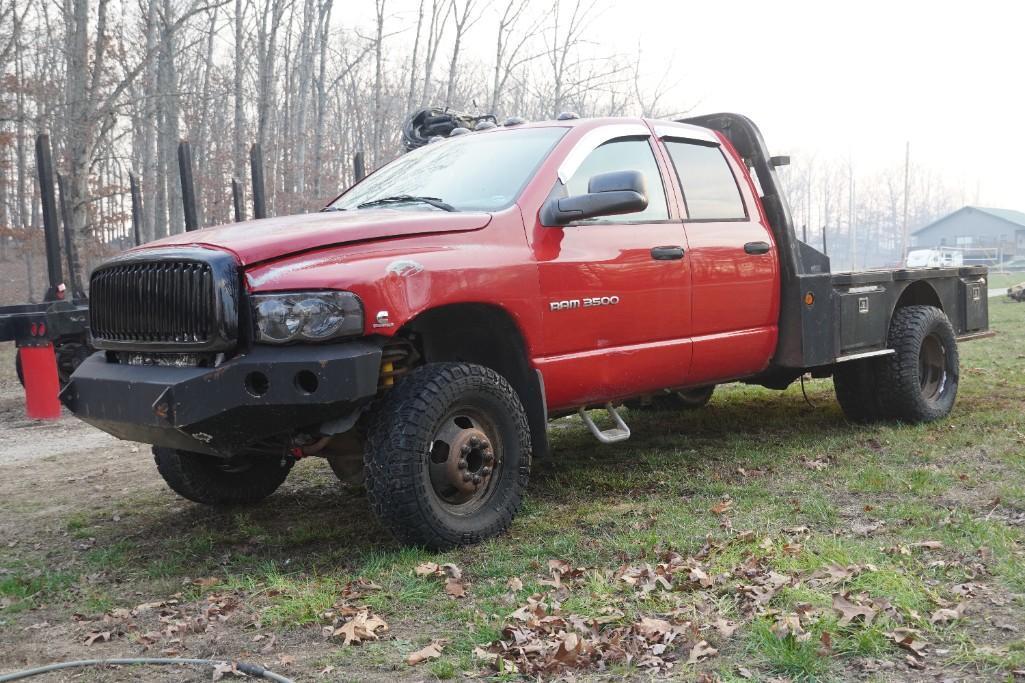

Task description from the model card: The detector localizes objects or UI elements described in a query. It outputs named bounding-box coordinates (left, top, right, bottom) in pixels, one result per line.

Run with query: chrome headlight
left=252, top=291, right=363, bottom=343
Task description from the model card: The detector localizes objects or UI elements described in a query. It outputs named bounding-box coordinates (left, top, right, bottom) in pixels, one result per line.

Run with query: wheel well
left=894, top=280, right=942, bottom=312
left=399, top=304, right=549, bottom=459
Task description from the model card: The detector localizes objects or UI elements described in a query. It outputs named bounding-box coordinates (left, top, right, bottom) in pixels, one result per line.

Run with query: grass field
left=1, top=298, right=1024, bottom=681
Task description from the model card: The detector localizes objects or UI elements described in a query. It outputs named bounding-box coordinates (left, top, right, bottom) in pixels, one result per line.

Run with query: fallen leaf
left=930, top=602, right=968, bottom=625
left=715, top=618, right=739, bottom=638
left=211, top=662, right=235, bottom=681
left=688, top=566, right=715, bottom=588
left=818, top=631, right=833, bottom=656
left=332, top=610, right=389, bottom=646
left=415, top=562, right=440, bottom=577
left=506, top=577, right=523, bottom=591
left=803, top=458, right=828, bottom=471
left=911, top=540, right=943, bottom=550
left=277, top=655, right=295, bottom=666
left=84, top=631, right=111, bottom=645
left=737, top=666, right=754, bottom=679
left=833, top=593, right=877, bottom=626
left=191, top=577, right=221, bottom=588
left=444, top=577, right=466, bottom=599
left=687, top=640, right=718, bottom=664
left=889, top=628, right=928, bottom=658
left=407, top=640, right=445, bottom=665
left=710, top=500, right=734, bottom=515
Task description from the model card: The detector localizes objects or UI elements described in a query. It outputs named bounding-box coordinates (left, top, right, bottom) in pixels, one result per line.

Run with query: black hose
left=0, top=658, right=295, bottom=683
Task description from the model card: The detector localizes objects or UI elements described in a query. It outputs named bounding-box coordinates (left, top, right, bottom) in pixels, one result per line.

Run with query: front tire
left=363, top=362, right=531, bottom=549
left=153, top=447, right=293, bottom=505
left=878, top=305, right=959, bottom=423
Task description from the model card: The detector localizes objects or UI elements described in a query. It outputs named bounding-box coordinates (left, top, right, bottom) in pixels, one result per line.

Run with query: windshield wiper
left=356, top=195, right=456, bottom=212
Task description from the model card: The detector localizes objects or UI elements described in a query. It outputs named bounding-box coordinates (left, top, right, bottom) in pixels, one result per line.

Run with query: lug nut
left=457, top=460, right=467, bottom=470
left=461, top=444, right=471, bottom=455
left=480, top=467, right=491, bottom=476
left=473, top=474, right=481, bottom=484
left=484, top=452, right=494, bottom=463
left=462, top=473, right=472, bottom=482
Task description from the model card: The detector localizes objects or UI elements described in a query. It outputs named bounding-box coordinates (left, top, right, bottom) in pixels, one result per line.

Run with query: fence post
left=178, top=140, right=199, bottom=231
left=55, top=172, right=85, bottom=299
left=250, top=144, right=266, bottom=219
left=231, top=178, right=246, bottom=222
left=34, top=133, right=64, bottom=301
left=353, top=150, right=366, bottom=182
left=129, top=172, right=144, bottom=246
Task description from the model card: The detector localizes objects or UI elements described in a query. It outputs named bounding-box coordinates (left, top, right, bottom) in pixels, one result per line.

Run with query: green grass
left=2, top=299, right=1024, bottom=680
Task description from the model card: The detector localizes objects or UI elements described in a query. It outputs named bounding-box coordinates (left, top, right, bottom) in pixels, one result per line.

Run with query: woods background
left=0, top=0, right=968, bottom=303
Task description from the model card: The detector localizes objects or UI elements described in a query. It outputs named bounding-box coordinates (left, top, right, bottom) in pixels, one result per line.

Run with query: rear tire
left=153, top=447, right=292, bottom=505
left=363, top=362, right=531, bottom=549
left=628, top=385, right=715, bottom=411
left=833, top=359, right=883, bottom=422
left=877, top=305, right=959, bottom=423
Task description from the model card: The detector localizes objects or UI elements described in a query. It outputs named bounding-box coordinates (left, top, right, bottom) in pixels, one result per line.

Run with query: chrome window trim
left=556, top=123, right=652, bottom=183
left=652, top=122, right=719, bottom=143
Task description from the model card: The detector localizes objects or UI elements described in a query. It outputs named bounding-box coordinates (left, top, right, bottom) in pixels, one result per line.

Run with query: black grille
left=91, top=261, right=214, bottom=344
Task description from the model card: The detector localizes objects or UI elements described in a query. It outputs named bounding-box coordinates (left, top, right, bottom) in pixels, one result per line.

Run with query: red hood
left=141, top=209, right=492, bottom=265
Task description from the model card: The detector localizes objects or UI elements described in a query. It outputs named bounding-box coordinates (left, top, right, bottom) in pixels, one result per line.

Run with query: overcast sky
left=591, top=0, right=1022, bottom=209
left=369, top=0, right=1021, bottom=210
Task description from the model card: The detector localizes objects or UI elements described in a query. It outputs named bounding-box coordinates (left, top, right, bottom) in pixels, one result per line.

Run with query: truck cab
left=62, top=113, right=989, bottom=548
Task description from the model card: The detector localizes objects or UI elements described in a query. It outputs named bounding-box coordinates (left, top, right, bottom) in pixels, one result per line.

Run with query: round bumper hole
left=244, top=371, right=270, bottom=397
left=295, top=370, right=319, bottom=394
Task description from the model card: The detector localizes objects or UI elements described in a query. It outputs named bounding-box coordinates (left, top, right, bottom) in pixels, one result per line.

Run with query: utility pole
left=848, top=159, right=856, bottom=270
left=900, top=141, right=910, bottom=263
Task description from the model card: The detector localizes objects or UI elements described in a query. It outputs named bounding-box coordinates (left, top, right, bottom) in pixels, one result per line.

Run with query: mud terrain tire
left=833, top=359, right=883, bottom=422
left=153, top=447, right=292, bottom=505
left=363, top=362, right=531, bottom=549
left=877, top=305, right=959, bottom=423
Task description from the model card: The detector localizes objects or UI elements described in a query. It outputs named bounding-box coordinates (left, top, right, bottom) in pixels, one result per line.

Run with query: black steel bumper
left=60, top=342, right=382, bottom=455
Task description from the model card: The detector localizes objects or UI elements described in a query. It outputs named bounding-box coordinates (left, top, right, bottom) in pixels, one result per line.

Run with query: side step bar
left=578, top=403, right=631, bottom=444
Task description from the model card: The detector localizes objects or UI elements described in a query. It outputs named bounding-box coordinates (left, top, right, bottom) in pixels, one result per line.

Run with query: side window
left=564, top=137, right=669, bottom=222
left=664, top=140, right=747, bottom=220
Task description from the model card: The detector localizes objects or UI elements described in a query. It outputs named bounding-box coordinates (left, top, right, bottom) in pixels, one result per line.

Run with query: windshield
left=330, top=126, right=566, bottom=212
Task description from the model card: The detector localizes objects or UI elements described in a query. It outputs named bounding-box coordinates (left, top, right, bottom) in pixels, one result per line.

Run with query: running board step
left=578, top=403, right=631, bottom=444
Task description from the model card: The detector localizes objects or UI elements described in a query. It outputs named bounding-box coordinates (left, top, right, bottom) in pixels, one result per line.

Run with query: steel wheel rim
left=919, top=333, right=947, bottom=402
left=426, top=407, right=501, bottom=513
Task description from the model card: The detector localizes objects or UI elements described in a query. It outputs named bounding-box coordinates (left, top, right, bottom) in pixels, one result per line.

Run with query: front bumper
left=60, top=342, right=382, bottom=455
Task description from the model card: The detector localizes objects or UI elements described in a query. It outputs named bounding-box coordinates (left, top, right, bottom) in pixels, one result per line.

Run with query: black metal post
left=231, top=178, right=245, bottom=222
left=822, top=225, right=828, bottom=256
left=353, top=151, right=366, bottom=182
left=35, top=133, right=64, bottom=301
left=55, top=172, right=85, bottom=300
left=250, top=144, right=266, bottom=219
left=178, top=140, right=199, bottom=231
left=129, top=172, right=144, bottom=246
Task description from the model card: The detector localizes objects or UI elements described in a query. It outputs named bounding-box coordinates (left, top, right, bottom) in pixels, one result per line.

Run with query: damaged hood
left=140, top=209, right=492, bottom=265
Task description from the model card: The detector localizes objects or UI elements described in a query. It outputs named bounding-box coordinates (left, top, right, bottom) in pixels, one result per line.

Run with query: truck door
left=660, top=136, right=780, bottom=384
left=529, top=132, right=693, bottom=410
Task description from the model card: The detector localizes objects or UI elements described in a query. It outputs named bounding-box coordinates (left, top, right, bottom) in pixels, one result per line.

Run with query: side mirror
left=541, top=170, right=648, bottom=226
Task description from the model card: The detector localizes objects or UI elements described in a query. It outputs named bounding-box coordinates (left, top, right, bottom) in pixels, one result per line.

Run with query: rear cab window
left=663, top=139, right=747, bottom=221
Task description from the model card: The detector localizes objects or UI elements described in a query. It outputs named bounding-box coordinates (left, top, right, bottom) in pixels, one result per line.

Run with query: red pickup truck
left=62, top=113, right=990, bottom=548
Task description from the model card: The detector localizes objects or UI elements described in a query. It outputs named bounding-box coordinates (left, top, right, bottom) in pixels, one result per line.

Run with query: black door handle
left=744, top=241, right=771, bottom=255
left=651, top=245, right=685, bottom=260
